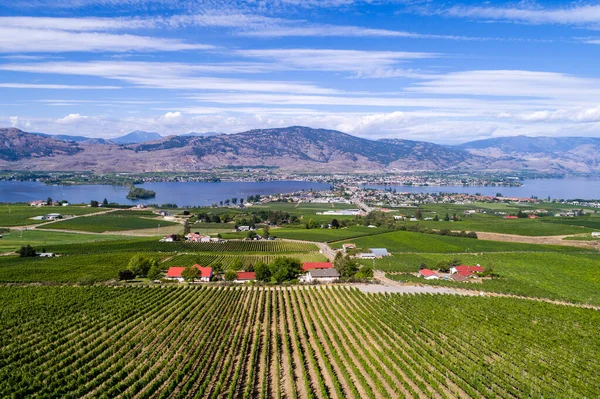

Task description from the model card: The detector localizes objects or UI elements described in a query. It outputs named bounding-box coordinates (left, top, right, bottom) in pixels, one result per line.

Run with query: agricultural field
left=42, top=210, right=180, bottom=232
left=250, top=202, right=360, bottom=223
left=163, top=252, right=327, bottom=269
left=0, top=252, right=164, bottom=283
left=0, top=229, right=129, bottom=253
left=0, top=286, right=597, bottom=398
left=332, top=229, right=586, bottom=254
left=0, top=204, right=106, bottom=227
left=379, top=251, right=600, bottom=305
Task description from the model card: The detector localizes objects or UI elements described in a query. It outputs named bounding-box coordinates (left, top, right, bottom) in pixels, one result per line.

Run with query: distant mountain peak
left=111, top=131, right=163, bottom=144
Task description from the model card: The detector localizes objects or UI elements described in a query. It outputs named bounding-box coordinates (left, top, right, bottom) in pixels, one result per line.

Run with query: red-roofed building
left=418, top=269, right=439, bottom=280
left=185, top=233, right=211, bottom=242
left=302, top=262, right=333, bottom=272
left=450, top=265, right=484, bottom=275
left=505, top=216, right=519, bottom=219
left=235, top=271, right=256, bottom=282
left=166, top=264, right=213, bottom=282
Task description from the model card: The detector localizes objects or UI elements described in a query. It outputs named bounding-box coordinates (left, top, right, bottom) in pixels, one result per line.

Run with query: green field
left=381, top=251, right=600, bottom=305
left=42, top=210, right=180, bottom=232
left=0, top=229, right=131, bottom=253
left=0, top=204, right=106, bottom=227
left=0, top=252, right=165, bottom=283
left=233, top=225, right=389, bottom=242
left=0, top=286, right=597, bottom=398
left=333, top=229, right=585, bottom=253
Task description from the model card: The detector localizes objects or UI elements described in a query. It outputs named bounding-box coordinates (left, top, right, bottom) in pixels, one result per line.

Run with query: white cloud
left=0, top=83, right=120, bottom=89
left=0, top=61, right=338, bottom=94
left=9, top=116, right=19, bottom=127
left=56, top=113, right=88, bottom=124
left=441, top=4, right=600, bottom=26
left=0, top=27, right=212, bottom=53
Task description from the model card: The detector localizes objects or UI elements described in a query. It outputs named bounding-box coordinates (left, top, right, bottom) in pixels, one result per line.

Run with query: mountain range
left=1, top=126, right=599, bottom=173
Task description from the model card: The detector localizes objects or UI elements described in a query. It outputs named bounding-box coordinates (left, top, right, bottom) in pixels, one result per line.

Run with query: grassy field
left=1, top=286, right=597, bottom=398
left=0, top=204, right=106, bottom=227
left=381, top=251, right=600, bottom=305
left=250, top=201, right=359, bottom=223
left=42, top=210, right=180, bottom=232
left=240, top=225, right=390, bottom=242
left=333, top=229, right=586, bottom=253
left=0, top=252, right=165, bottom=283
left=0, top=229, right=135, bottom=253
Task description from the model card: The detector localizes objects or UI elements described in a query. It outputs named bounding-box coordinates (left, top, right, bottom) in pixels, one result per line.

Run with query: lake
left=361, top=177, right=600, bottom=200
left=0, top=181, right=330, bottom=207
left=1, top=177, right=599, bottom=206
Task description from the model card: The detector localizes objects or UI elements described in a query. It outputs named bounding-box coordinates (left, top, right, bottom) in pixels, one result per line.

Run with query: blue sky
left=0, top=0, right=599, bottom=143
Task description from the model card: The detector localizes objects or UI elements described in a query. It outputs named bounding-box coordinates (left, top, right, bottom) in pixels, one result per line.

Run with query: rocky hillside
left=459, top=136, right=600, bottom=173
left=0, top=128, right=82, bottom=161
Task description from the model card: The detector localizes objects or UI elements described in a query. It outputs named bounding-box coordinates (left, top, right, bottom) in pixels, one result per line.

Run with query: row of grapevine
left=0, top=286, right=597, bottom=398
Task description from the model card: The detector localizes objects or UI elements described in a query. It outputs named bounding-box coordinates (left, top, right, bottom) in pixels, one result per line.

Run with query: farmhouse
left=358, top=252, right=376, bottom=259
left=185, top=233, right=211, bottom=243
left=304, top=268, right=340, bottom=283
left=38, top=253, right=55, bottom=258
left=418, top=269, right=439, bottom=280
left=302, top=262, right=333, bottom=272
left=342, top=243, right=356, bottom=253
left=592, top=232, right=600, bottom=237
left=29, top=200, right=46, bottom=207
left=166, top=264, right=213, bottom=282
left=235, top=271, right=256, bottom=283
left=160, top=234, right=177, bottom=242
left=450, top=265, right=484, bottom=275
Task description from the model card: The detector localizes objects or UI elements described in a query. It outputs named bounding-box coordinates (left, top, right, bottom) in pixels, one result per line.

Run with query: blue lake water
left=361, top=177, right=600, bottom=200
left=1, top=177, right=599, bottom=206
left=0, top=181, right=330, bottom=207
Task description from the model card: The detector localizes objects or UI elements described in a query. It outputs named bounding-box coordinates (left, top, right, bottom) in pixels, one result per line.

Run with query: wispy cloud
left=0, top=83, right=120, bottom=89
left=0, top=27, right=212, bottom=53
left=438, top=4, right=600, bottom=27
left=0, top=61, right=338, bottom=94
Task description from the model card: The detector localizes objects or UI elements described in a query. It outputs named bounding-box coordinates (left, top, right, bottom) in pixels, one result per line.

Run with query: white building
left=592, top=232, right=600, bottom=238
left=304, top=268, right=340, bottom=283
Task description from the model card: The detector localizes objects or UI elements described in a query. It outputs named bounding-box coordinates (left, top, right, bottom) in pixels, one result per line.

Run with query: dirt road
left=475, top=231, right=600, bottom=250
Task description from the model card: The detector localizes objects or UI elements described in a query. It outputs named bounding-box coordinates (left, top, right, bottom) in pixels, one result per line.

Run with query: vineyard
left=163, top=252, right=327, bottom=268
left=1, top=286, right=598, bottom=398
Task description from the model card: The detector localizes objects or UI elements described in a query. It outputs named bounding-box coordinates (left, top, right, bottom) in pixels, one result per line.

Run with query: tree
left=419, top=263, right=428, bottom=270
left=415, top=208, right=423, bottom=220
left=118, top=270, right=135, bottom=280
left=268, top=257, right=302, bottom=283
left=183, top=219, right=191, bottom=235
left=212, top=262, right=224, bottom=275
left=307, top=218, right=316, bottom=229
left=334, top=253, right=359, bottom=278
left=231, top=197, right=238, bottom=205
left=240, top=198, right=244, bottom=205
left=127, top=255, right=153, bottom=277
left=181, top=265, right=200, bottom=281
left=224, top=269, right=237, bottom=282
left=17, top=245, right=36, bottom=257
left=247, top=230, right=257, bottom=239
left=103, top=198, right=109, bottom=206
left=46, top=197, right=52, bottom=206
left=355, top=265, right=373, bottom=279
left=444, top=213, right=450, bottom=221
left=517, top=210, right=527, bottom=218
left=219, top=201, right=223, bottom=206
left=263, top=224, right=270, bottom=238
left=90, top=200, right=99, bottom=208
left=433, top=215, right=439, bottom=221
left=331, top=219, right=340, bottom=229
left=230, top=258, right=244, bottom=271
left=224, top=199, right=230, bottom=206
left=255, top=261, right=271, bottom=282
left=147, top=262, right=161, bottom=280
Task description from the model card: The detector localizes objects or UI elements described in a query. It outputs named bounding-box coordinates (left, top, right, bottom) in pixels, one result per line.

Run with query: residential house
left=418, top=269, right=439, bottom=280
left=304, top=268, right=340, bottom=283
left=450, top=265, right=484, bottom=275
left=235, top=271, right=256, bottom=283
left=342, top=243, right=356, bottom=253
left=185, top=233, right=211, bottom=242
left=166, top=264, right=213, bottom=282
left=160, top=234, right=177, bottom=242
left=30, top=200, right=46, bottom=207
left=300, top=262, right=334, bottom=282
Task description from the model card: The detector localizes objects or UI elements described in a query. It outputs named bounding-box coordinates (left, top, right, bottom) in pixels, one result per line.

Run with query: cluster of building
left=418, top=264, right=484, bottom=282
left=30, top=200, right=69, bottom=207
left=164, top=261, right=341, bottom=284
